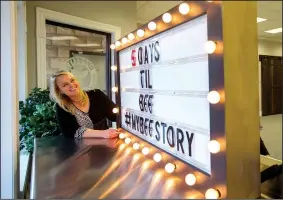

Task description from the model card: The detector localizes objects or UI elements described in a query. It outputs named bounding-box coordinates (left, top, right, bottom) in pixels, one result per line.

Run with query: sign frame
left=113, top=1, right=226, bottom=196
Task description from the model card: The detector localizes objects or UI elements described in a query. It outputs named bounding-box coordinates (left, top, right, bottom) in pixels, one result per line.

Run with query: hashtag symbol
left=125, top=112, right=131, bottom=127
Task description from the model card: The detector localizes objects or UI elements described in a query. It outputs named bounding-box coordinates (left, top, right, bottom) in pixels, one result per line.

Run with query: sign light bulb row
left=110, top=2, right=192, bottom=49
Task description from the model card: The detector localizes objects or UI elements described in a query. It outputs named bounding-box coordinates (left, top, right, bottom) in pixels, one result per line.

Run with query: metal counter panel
left=30, top=136, right=201, bottom=199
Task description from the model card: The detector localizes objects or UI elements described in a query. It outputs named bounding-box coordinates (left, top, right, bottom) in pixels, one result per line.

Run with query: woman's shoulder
left=86, top=89, right=105, bottom=97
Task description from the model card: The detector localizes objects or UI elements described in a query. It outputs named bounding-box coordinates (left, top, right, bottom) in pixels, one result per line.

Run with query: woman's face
left=56, top=74, right=80, bottom=97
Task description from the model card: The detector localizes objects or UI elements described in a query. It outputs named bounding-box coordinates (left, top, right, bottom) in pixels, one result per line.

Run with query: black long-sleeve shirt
left=55, top=89, right=117, bottom=138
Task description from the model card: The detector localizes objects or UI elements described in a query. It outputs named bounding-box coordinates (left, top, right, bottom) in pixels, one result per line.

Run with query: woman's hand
left=103, top=128, right=119, bottom=139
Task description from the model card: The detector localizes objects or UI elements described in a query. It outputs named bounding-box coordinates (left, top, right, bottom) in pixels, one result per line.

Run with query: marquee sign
left=112, top=1, right=226, bottom=198
left=119, top=15, right=211, bottom=174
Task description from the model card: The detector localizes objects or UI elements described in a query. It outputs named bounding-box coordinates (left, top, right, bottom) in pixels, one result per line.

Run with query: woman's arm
left=56, top=104, right=118, bottom=138
left=82, top=128, right=118, bottom=138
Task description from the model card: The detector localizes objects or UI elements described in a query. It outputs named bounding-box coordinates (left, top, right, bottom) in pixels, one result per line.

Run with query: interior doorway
left=45, top=20, right=112, bottom=98
left=260, top=55, right=282, bottom=116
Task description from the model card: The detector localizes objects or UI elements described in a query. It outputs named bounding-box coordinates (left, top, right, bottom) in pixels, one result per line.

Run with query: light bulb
left=165, top=163, right=176, bottom=173
left=125, top=137, right=131, bottom=144
left=208, top=140, right=220, bottom=153
left=137, top=29, right=145, bottom=37
left=133, top=143, right=140, bottom=150
left=205, top=41, right=217, bottom=54
left=148, top=21, right=157, bottom=31
left=119, top=133, right=125, bottom=139
left=122, top=37, right=128, bottom=44
left=112, top=87, right=118, bottom=92
left=185, top=174, right=197, bottom=186
left=128, top=33, right=135, bottom=41
left=162, top=13, right=172, bottom=23
left=115, top=41, right=121, bottom=47
left=153, top=153, right=162, bottom=162
left=207, top=91, right=221, bottom=104
left=142, top=147, right=150, bottom=155
left=112, top=107, right=119, bottom=113
left=179, top=3, right=190, bottom=15
left=205, top=188, right=220, bottom=199
left=111, top=65, right=117, bottom=71
left=110, top=44, right=116, bottom=50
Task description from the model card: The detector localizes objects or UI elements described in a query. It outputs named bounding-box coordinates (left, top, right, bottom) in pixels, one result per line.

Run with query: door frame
left=36, top=7, right=121, bottom=100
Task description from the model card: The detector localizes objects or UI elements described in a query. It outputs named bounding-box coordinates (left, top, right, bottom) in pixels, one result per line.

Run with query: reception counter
left=30, top=136, right=200, bottom=199
left=30, top=136, right=282, bottom=199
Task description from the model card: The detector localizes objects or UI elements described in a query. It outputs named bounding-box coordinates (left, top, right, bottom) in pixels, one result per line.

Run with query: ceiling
left=137, top=1, right=282, bottom=42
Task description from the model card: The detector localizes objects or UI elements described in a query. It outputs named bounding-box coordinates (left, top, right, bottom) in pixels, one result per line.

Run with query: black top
left=55, top=89, right=117, bottom=138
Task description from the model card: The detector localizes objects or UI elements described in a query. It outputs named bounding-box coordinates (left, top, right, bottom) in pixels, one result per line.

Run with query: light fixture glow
left=148, top=21, right=157, bottom=31
left=46, top=36, right=78, bottom=41
left=119, top=133, right=125, bottom=139
left=162, top=13, right=172, bottom=23
left=179, top=3, right=190, bottom=15
left=153, top=153, right=162, bottom=162
left=185, top=174, right=197, bottom=186
left=142, top=147, right=150, bottom=155
left=207, top=91, right=221, bottom=104
left=133, top=143, right=140, bottom=150
left=205, top=188, right=220, bottom=199
left=264, top=27, right=282, bottom=34
left=164, top=163, right=176, bottom=173
left=125, top=137, right=131, bottom=144
left=257, top=17, right=267, bottom=23
left=137, top=29, right=145, bottom=37
left=111, top=65, right=117, bottom=71
left=205, top=41, right=217, bottom=54
left=112, top=108, right=119, bottom=114
left=128, top=33, right=135, bottom=41
left=208, top=140, right=220, bottom=153
left=122, top=37, right=128, bottom=44
left=112, top=87, right=118, bottom=92
left=115, top=41, right=121, bottom=47
left=110, top=44, right=116, bottom=50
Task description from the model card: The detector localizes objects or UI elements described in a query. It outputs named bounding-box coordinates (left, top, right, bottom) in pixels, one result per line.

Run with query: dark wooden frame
left=113, top=1, right=226, bottom=196
left=259, top=54, right=283, bottom=116
left=46, top=20, right=112, bottom=98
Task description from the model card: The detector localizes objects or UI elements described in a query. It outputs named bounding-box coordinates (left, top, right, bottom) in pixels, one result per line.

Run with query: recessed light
left=257, top=17, right=267, bottom=23
left=264, top=28, right=282, bottom=34
left=46, top=36, right=78, bottom=41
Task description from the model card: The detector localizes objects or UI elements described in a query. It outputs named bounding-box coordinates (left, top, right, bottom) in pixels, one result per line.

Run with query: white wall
left=1, top=1, right=19, bottom=198
left=17, top=2, right=27, bottom=101
left=258, top=39, right=282, bottom=56
left=258, top=39, right=282, bottom=116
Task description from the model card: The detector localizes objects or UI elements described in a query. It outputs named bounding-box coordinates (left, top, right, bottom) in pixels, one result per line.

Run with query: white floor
left=260, top=114, right=282, bottom=160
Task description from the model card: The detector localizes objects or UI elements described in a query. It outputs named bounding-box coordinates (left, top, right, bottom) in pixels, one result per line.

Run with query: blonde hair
left=49, top=71, right=88, bottom=114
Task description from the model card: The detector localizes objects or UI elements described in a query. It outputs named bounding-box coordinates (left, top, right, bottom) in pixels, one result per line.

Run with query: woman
left=50, top=71, right=119, bottom=139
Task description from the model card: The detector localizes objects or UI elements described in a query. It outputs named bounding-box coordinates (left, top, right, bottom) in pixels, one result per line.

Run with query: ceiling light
left=47, top=36, right=78, bottom=41
left=264, top=27, right=282, bottom=34
left=257, top=17, right=267, bottom=23
left=74, top=43, right=100, bottom=47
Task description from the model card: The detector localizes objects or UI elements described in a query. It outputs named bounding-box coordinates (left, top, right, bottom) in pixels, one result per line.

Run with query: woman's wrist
left=83, top=128, right=106, bottom=138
